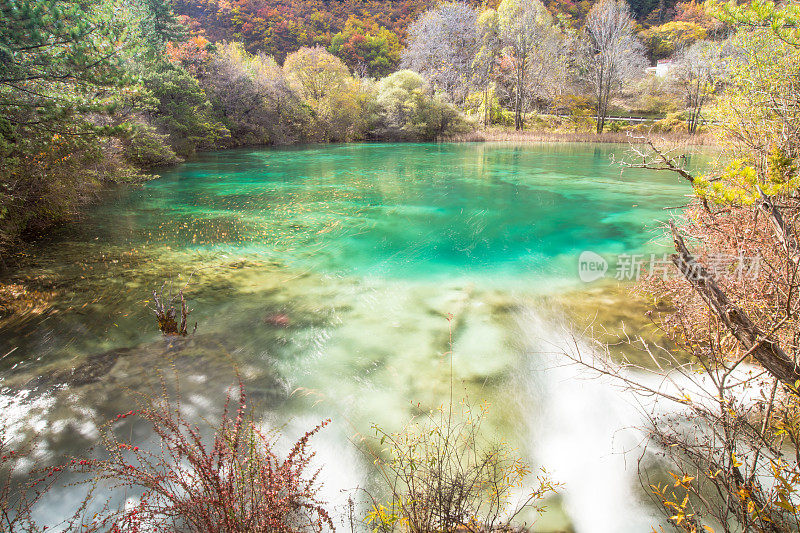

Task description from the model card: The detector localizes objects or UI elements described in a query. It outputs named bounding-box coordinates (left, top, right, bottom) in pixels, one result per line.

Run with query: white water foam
left=517, top=308, right=658, bottom=533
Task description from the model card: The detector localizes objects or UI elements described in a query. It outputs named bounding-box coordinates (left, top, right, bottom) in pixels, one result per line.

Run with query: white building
left=645, top=59, right=674, bottom=77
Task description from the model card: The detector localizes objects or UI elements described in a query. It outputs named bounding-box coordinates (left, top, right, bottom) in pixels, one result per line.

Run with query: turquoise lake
left=0, top=142, right=700, bottom=531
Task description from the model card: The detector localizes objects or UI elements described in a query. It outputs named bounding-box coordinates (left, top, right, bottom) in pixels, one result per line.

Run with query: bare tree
left=540, top=20, right=582, bottom=114
left=203, top=42, right=309, bottom=145
left=672, top=40, right=726, bottom=134
left=582, top=0, right=646, bottom=133
left=402, top=2, right=479, bottom=105
left=496, top=0, right=559, bottom=131
left=473, top=9, right=502, bottom=126
left=524, top=28, right=566, bottom=115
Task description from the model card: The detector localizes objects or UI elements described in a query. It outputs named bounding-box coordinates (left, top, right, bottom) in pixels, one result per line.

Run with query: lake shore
left=447, top=127, right=717, bottom=146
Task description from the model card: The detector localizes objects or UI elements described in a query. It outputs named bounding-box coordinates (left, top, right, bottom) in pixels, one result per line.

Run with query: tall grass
left=447, top=128, right=715, bottom=146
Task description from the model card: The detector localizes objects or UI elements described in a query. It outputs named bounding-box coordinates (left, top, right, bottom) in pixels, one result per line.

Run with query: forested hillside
left=173, top=0, right=692, bottom=64
left=173, top=0, right=432, bottom=63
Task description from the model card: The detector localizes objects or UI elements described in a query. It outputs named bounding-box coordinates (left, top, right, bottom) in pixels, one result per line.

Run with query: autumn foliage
left=173, top=0, right=435, bottom=62
left=49, top=381, right=333, bottom=532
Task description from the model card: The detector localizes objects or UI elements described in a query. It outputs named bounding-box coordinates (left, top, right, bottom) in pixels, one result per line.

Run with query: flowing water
left=0, top=142, right=704, bottom=531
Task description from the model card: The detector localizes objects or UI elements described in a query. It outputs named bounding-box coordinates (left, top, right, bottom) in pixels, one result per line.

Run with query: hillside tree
left=496, top=0, right=559, bottom=131
left=401, top=2, right=479, bottom=105
left=328, top=17, right=401, bottom=78
left=582, top=0, right=647, bottom=133
left=672, top=39, right=725, bottom=134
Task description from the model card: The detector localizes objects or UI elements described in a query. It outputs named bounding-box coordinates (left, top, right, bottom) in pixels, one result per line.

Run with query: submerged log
left=152, top=287, right=195, bottom=336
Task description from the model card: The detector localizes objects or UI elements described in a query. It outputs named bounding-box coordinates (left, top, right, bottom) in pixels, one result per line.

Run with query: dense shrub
left=372, top=70, right=470, bottom=141
left=142, top=62, right=229, bottom=157
left=0, top=382, right=333, bottom=532
left=202, top=42, right=312, bottom=146
left=121, top=122, right=182, bottom=168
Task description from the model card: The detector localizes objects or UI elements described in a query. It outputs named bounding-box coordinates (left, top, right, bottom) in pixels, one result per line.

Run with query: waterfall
left=517, top=307, right=659, bottom=533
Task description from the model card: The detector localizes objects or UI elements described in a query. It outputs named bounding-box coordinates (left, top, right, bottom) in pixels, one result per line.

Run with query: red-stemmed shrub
left=0, top=433, right=42, bottom=531
left=84, top=381, right=333, bottom=532
left=0, top=431, right=103, bottom=532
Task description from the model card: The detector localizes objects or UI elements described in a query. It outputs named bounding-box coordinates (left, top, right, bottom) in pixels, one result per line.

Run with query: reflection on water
left=0, top=142, right=702, bottom=531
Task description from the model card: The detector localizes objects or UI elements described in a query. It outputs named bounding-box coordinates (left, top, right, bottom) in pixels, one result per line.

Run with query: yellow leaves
left=365, top=503, right=404, bottom=532
left=652, top=474, right=709, bottom=532
left=773, top=495, right=796, bottom=512
left=189, top=36, right=210, bottom=48
left=766, top=144, right=797, bottom=185
left=640, top=20, right=708, bottom=59
left=735, top=485, right=751, bottom=501
left=731, top=452, right=743, bottom=468
left=670, top=472, right=695, bottom=488
left=766, top=459, right=800, bottom=515
left=694, top=160, right=764, bottom=206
